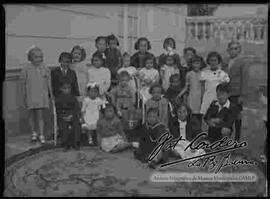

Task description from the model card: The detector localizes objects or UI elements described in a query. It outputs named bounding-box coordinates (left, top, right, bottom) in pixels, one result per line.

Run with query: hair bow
left=26, top=45, right=38, bottom=54
left=86, top=82, right=99, bottom=89
left=101, top=53, right=106, bottom=60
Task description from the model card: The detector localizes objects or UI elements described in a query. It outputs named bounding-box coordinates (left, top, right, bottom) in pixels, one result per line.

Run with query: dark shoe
left=63, top=146, right=70, bottom=152
left=73, top=145, right=80, bottom=151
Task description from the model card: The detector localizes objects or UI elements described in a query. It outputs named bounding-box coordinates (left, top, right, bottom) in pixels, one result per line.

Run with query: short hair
left=149, top=84, right=164, bottom=95
left=184, top=47, right=196, bottom=55
left=27, top=47, right=43, bottom=62
left=173, top=102, right=192, bottom=120
left=166, top=55, right=177, bottom=65
left=134, top=37, right=151, bottom=50
left=86, top=83, right=100, bottom=93
left=146, top=107, right=159, bottom=116
left=71, top=45, right=86, bottom=62
left=163, top=37, right=176, bottom=49
left=216, top=82, right=231, bottom=94
left=144, top=54, right=155, bottom=66
left=206, top=51, right=222, bottom=65
left=106, top=34, right=119, bottom=46
left=118, top=70, right=130, bottom=80
left=58, top=52, right=72, bottom=63
left=100, top=102, right=118, bottom=115
left=191, top=55, right=206, bottom=69
left=95, top=36, right=107, bottom=44
left=122, top=52, right=130, bottom=58
left=227, top=40, right=241, bottom=49
left=169, top=73, right=181, bottom=83
left=91, top=51, right=106, bottom=65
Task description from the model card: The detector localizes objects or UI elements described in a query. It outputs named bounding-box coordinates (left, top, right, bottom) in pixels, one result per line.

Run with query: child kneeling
left=96, top=103, right=131, bottom=153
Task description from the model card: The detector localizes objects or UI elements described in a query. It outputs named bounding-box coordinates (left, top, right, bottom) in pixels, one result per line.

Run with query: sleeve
left=46, top=67, right=53, bottom=97
left=130, top=53, right=138, bottom=68
left=73, top=72, right=80, bottom=96
left=222, top=105, right=239, bottom=129
left=175, top=54, right=182, bottom=69
left=185, top=72, right=191, bottom=87
left=103, top=69, right=111, bottom=93
left=73, top=97, right=80, bottom=116
left=240, top=60, right=250, bottom=98
left=81, top=98, right=87, bottom=112
left=51, top=69, right=57, bottom=97
left=203, top=101, right=216, bottom=123
left=158, top=54, right=165, bottom=69
left=55, top=98, right=62, bottom=115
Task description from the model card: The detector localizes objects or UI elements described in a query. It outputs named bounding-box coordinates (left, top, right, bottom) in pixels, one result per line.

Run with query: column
left=123, top=4, right=128, bottom=52
left=194, top=22, right=198, bottom=40
left=202, top=22, right=206, bottom=41
left=137, top=4, right=141, bottom=38
left=209, top=21, right=214, bottom=39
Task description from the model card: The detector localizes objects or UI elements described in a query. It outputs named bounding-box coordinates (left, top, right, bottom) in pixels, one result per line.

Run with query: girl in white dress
left=200, top=52, right=230, bottom=115
left=81, top=82, right=107, bottom=145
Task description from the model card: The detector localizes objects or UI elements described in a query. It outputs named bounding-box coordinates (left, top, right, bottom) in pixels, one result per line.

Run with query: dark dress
left=204, top=100, right=239, bottom=143
left=133, top=122, right=171, bottom=163
left=130, top=51, right=157, bottom=69
left=51, top=67, right=80, bottom=98
left=165, top=85, right=185, bottom=109
left=55, top=94, right=81, bottom=147
left=104, top=48, right=122, bottom=85
left=158, top=53, right=181, bottom=71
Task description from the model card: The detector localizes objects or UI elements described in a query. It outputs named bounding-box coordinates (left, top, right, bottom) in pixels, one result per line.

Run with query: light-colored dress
left=200, top=68, right=230, bottom=114
left=21, top=63, right=51, bottom=109
left=87, top=66, right=111, bottom=95
left=160, top=64, right=179, bottom=91
left=70, top=61, right=88, bottom=97
left=81, top=97, right=106, bottom=130
left=186, top=70, right=202, bottom=114
left=138, top=67, right=160, bottom=87
left=117, top=66, right=137, bottom=92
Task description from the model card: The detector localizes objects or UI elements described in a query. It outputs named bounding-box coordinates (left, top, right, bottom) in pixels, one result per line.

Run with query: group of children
left=21, top=34, right=253, bottom=168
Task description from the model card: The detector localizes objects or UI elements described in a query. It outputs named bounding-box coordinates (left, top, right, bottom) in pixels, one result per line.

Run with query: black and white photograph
left=3, top=3, right=268, bottom=197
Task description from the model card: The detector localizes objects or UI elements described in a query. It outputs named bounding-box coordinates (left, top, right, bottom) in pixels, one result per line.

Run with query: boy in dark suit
left=222, top=41, right=250, bottom=141
left=204, top=82, right=239, bottom=143
left=51, top=52, right=80, bottom=98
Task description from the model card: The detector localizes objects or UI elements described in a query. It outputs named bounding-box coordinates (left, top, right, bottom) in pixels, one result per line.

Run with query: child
left=165, top=74, right=184, bottom=110
left=87, top=51, right=111, bottom=97
left=133, top=108, right=171, bottom=168
left=180, top=47, right=197, bottom=70
left=178, top=55, right=205, bottom=126
left=117, top=52, right=137, bottom=93
left=21, top=46, right=52, bottom=144
left=131, top=37, right=157, bottom=69
left=51, top=52, right=80, bottom=98
left=138, top=55, right=160, bottom=110
left=160, top=55, right=180, bottom=91
left=55, top=82, right=81, bottom=151
left=81, top=82, right=107, bottom=146
left=104, top=34, right=122, bottom=87
left=96, top=103, right=131, bottom=153
left=109, top=71, right=136, bottom=118
left=158, top=37, right=181, bottom=71
left=169, top=103, right=205, bottom=159
left=145, top=84, right=172, bottom=127
left=222, top=40, right=250, bottom=142
left=200, top=52, right=230, bottom=115
left=70, top=45, right=88, bottom=101
left=94, top=36, right=107, bottom=57
left=204, top=82, right=239, bottom=143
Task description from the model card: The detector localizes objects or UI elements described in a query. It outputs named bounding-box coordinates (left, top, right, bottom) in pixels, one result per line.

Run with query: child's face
left=96, top=39, right=107, bottom=52
left=145, top=59, right=154, bottom=69
left=165, top=40, right=174, bottom=50
left=72, top=48, right=82, bottom=63
left=123, top=56, right=130, bottom=67
left=31, top=50, right=43, bottom=66
left=104, top=107, right=115, bottom=119
left=88, top=88, right=99, bottom=99
left=170, top=77, right=180, bottom=88
left=185, top=50, right=195, bottom=61
left=138, top=40, right=148, bottom=53
left=227, top=43, right=241, bottom=59
left=209, top=56, right=219, bottom=69
left=147, top=111, right=159, bottom=126
left=166, top=56, right=175, bottom=66
left=61, top=85, right=71, bottom=95
left=152, top=87, right=162, bottom=101
left=60, top=57, right=72, bottom=68
left=119, top=76, right=129, bottom=87
left=108, top=39, right=117, bottom=49
left=177, top=106, right=188, bottom=121
left=92, top=57, right=103, bottom=68
left=192, top=61, right=201, bottom=71
left=217, top=90, right=229, bottom=105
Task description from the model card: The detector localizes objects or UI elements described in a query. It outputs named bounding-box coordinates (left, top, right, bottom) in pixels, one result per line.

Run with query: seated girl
left=96, top=103, right=131, bottom=153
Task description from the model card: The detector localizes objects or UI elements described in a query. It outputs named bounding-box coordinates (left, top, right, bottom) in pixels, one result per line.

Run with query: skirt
left=101, top=134, right=126, bottom=152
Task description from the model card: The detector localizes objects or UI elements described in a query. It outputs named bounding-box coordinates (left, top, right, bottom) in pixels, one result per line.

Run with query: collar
left=164, top=50, right=175, bottom=56
left=178, top=119, right=187, bottom=126
left=60, top=66, right=68, bottom=71
left=215, top=100, right=230, bottom=111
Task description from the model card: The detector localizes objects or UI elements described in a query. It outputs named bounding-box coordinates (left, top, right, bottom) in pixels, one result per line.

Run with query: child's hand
left=221, top=127, right=231, bottom=137
left=117, top=110, right=122, bottom=117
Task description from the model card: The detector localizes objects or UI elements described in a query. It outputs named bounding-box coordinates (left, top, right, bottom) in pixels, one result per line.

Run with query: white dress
left=117, top=66, right=137, bottom=92
left=81, top=97, right=106, bottom=130
left=200, top=68, right=230, bottom=115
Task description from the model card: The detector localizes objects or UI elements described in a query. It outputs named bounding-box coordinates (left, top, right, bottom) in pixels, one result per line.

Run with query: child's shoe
left=30, top=132, right=38, bottom=143
left=39, top=135, right=46, bottom=144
